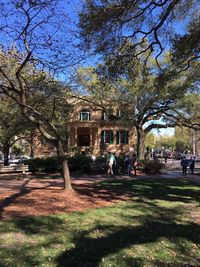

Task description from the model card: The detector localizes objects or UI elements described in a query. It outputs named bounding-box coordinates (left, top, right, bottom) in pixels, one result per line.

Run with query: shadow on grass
left=14, top=216, right=67, bottom=234
left=56, top=221, right=200, bottom=267
left=74, top=178, right=200, bottom=204
left=2, top=214, right=199, bottom=267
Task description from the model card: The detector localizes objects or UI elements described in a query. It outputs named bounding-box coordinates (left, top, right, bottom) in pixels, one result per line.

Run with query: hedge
left=142, top=160, right=164, bottom=174
left=24, top=154, right=92, bottom=174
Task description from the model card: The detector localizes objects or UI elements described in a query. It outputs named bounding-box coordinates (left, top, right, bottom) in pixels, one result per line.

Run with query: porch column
left=74, top=127, right=77, bottom=146
left=94, top=128, right=98, bottom=147
left=90, top=128, right=93, bottom=146
left=114, top=129, right=117, bottom=145
left=97, top=127, right=102, bottom=154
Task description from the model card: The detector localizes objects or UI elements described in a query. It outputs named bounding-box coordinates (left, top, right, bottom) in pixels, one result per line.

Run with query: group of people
left=106, top=152, right=137, bottom=177
left=181, top=156, right=195, bottom=175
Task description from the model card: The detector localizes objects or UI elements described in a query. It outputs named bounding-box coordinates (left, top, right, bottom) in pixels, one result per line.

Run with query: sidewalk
left=159, top=161, right=200, bottom=184
left=0, top=169, right=200, bottom=194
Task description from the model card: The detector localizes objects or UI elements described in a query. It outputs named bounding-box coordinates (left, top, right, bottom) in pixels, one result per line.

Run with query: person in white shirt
left=107, top=152, right=116, bottom=176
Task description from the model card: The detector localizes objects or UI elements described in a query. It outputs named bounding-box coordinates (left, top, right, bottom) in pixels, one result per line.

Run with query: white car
left=10, top=155, right=31, bottom=165
left=194, top=156, right=200, bottom=162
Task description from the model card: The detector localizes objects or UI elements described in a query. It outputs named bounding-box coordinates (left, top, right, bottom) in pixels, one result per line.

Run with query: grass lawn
left=0, top=178, right=200, bottom=267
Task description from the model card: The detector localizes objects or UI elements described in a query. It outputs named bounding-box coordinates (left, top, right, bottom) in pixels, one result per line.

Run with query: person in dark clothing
left=189, top=156, right=195, bottom=174
left=181, top=156, right=188, bottom=175
left=164, top=153, right=168, bottom=164
left=124, top=155, right=132, bottom=176
left=124, top=154, right=137, bottom=176
left=124, top=156, right=128, bottom=173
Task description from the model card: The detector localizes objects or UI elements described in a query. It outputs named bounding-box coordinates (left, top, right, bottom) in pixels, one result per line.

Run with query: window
left=80, top=110, right=91, bottom=121
left=101, top=130, right=114, bottom=144
left=116, top=131, right=129, bottom=144
left=40, top=136, right=47, bottom=144
left=116, top=109, right=126, bottom=118
left=101, top=111, right=107, bottom=121
left=101, top=109, right=114, bottom=121
left=116, top=109, right=121, bottom=117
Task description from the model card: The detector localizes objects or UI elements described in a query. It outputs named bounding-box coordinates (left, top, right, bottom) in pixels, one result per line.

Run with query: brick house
left=33, top=101, right=136, bottom=157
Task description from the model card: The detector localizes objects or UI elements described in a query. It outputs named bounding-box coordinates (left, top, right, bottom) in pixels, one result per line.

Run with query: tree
left=0, top=1, right=81, bottom=190
left=79, top=0, right=200, bottom=70
left=171, top=16, right=200, bottom=71
left=145, top=133, right=155, bottom=151
left=0, top=97, right=32, bottom=166
left=172, top=93, right=200, bottom=130
left=77, top=49, right=197, bottom=158
left=174, top=127, right=192, bottom=153
left=154, top=134, right=176, bottom=151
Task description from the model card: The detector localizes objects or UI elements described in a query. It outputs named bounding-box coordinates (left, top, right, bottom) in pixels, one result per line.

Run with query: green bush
left=142, top=160, right=164, bottom=174
left=24, top=157, right=61, bottom=173
left=25, top=154, right=93, bottom=174
left=68, top=154, right=92, bottom=173
left=95, top=156, right=107, bottom=164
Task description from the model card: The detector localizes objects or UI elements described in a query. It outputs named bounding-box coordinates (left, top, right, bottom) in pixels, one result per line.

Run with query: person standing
left=153, top=152, right=157, bottom=162
left=181, top=156, right=188, bottom=175
left=164, top=152, right=168, bottom=164
left=124, top=155, right=132, bottom=176
left=107, top=152, right=116, bottom=176
left=144, top=149, right=150, bottom=162
left=189, top=156, right=195, bottom=174
left=127, top=156, right=132, bottom=176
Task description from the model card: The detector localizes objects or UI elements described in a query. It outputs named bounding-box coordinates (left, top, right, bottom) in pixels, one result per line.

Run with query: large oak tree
left=0, top=0, right=82, bottom=190
left=79, top=0, right=200, bottom=70
left=76, top=43, right=198, bottom=158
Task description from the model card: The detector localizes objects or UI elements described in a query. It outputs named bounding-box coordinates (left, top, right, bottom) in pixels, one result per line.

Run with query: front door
left=78, top=134, right=90, bottom=146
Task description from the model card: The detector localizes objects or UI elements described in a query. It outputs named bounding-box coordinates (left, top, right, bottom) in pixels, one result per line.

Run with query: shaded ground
left=0, top=177, right=200, bottom=267
left=0, top=164, right=200, bottom=220
left=0, top=173, right=134, bottom=220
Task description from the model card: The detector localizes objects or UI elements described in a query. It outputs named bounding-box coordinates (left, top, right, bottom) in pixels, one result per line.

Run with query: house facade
left=33, top=102, right=136, bottom=157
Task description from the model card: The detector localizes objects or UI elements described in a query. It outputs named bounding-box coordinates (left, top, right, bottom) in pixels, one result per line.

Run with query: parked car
left=194, top=156, right=200, bottom=162
left=181, top=154, right=193, bottom=160
left=10, top=155, right=31, bottom=165
left=0, top=154, right=3, bottom=164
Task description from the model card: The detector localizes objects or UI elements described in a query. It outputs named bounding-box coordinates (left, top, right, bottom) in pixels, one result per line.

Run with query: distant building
left=32, top=100, right=137, bottom=157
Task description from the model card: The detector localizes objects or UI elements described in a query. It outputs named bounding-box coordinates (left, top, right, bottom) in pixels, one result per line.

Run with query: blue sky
left=0, top=0, right=191, bottom=137
left=152, top=128, right=175, bottom=137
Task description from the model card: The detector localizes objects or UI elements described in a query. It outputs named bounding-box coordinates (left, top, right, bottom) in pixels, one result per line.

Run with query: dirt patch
left=0, top=177, right=130, bottom=221
left=1, top=170, right=200, bottom=221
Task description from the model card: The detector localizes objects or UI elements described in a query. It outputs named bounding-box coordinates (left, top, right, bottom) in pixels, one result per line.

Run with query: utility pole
left=192, top=129, right=196, bottom=155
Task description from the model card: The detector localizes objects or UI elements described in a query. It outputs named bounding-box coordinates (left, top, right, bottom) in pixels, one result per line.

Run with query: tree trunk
left=29, top=133, right=35, bottom=158
left=57, top=140, right=72, bottom=191
left=136, top=127, right=146, bottom=159
left=3, top=143, right=10, bottom=166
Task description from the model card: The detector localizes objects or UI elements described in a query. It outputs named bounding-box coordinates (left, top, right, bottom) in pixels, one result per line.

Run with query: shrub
left=135, top=159, right=145, bottom=170
left=67, top=154, right=92, bottom=173
left=95, top=156, right=107, bottom=164
left=24, top=157, right=61, bottom=173
left=25, top=154, right=93, bottom=174
left=142, top=160, right=164, bottom=174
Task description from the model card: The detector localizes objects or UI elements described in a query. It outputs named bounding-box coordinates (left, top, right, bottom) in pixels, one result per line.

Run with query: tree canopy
left=79, top=0, right=200, bottom=70
left=0, top=0, right=82, bottom=190
left=0, top=96, right=32, bottom=165
left=76, top=49, right=198, bottom=158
